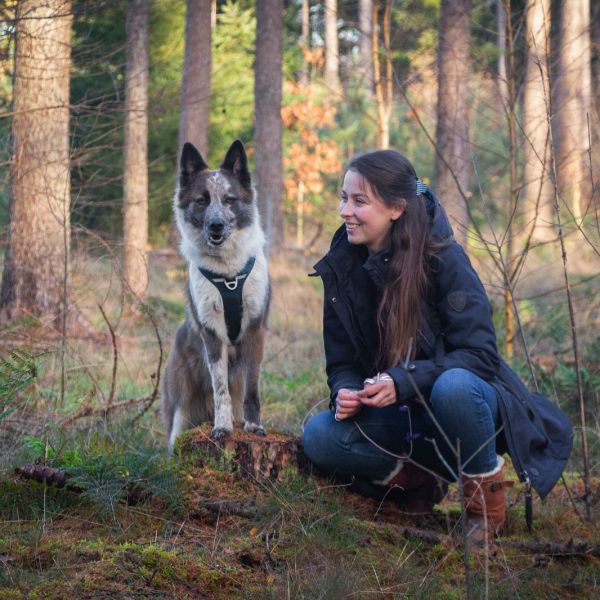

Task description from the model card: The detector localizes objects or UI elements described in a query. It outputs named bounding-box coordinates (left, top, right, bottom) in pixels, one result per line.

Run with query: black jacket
left=312, top=188, right=572, bottom=499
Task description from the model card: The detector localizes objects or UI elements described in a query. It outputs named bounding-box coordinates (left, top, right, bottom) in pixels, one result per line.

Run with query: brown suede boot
left=380, top=462, right=447, bottom=514
left=461, top=456, right=513, bottom=544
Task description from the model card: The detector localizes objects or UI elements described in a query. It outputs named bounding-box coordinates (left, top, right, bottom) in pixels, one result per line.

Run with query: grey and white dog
left=161, top=140, right=270, bottom=450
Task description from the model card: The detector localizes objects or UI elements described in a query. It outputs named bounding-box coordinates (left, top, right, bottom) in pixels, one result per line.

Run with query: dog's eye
left=195, top=193, right=209, bottom=205
left=224, top=195, right=237, bottom=205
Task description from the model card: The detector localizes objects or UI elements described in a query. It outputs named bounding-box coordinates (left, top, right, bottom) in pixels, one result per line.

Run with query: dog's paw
left=210, top=427, right=232, bottom=442
left=244, top=423, right=267, bottom=436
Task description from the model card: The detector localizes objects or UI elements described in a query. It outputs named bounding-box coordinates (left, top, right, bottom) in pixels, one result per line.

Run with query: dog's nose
left=208, top=222, right=225, bottom=234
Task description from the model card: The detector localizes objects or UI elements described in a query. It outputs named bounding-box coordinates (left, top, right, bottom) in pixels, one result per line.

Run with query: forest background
left=0, top=0, right=599, bottom=597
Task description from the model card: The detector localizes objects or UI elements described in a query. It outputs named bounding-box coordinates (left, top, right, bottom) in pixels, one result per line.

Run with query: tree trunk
left=254, top=0, right=284, bottom=252
left=179, top=0, right=212, bottom=155
left=180, top=425, right=310, bottom=482
left=434, top=0, right=472, bottom=246
left=554, top=0, right=592, bottom=221
left=324, top=0, right=340, bottom=93
left=300, top=0, right=310, bottom=86
left=592, top=1, right=600, bottom=122
left=359, top=0, right=374, bottom=95
left=523, top=0, right=553, bottom=240
left=123, top=0, right=149, bottom=301
left=0, top=0, right=73, bottom=327
left=372, top=0, right=393, bottom=149
left=496, top=0, right=509, bottom=109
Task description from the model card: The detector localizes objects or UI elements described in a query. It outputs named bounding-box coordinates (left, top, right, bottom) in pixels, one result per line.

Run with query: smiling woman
left=302, top=149, right=572, bottom=547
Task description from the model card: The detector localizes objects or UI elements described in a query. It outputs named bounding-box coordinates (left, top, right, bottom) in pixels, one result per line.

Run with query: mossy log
left=178, top=424, right=312, bottom=481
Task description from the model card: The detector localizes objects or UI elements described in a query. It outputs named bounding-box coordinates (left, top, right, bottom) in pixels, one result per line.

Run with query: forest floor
left=1, top=243, right=599, bottom=598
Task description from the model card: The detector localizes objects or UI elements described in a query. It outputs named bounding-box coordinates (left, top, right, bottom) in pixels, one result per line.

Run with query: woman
left=303, top=150, right=572, bottom=543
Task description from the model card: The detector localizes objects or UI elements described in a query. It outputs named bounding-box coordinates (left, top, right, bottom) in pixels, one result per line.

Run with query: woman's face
left=339, top=169, right=404, bottom=254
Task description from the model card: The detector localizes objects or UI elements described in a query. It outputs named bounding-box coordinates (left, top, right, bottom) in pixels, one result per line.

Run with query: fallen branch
left=379, top=522, right=600, bottom=558
left=201, top=500, right=258, bottom=518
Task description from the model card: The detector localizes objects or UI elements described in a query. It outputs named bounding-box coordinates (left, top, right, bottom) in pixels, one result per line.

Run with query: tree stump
left=179, top=424, right=311, bottom=482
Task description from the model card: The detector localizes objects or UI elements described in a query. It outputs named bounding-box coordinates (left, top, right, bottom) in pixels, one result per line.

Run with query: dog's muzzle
left=206, top=221, right=228, bottom=246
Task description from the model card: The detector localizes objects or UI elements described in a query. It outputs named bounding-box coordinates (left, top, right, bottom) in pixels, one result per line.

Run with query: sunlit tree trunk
left=434, top=0, right=471, bottom=246
left=372, top=0, right=392, bottom=149
left=324, top=0, right=339, bottom=92
left=123, top=0, right=149, bottom=301
left=0, top=0, right=73, bottom=326
left=523, top=0, right=553, bottom=239
left=179, top=0, right=212, bottom=154
left=496, top=0, right=509, bottom=108
left=255, top=0, right=284, bottom=251
left=359, top=0, right=373, bottom=95
left=554, top=0, right=592, bottom=221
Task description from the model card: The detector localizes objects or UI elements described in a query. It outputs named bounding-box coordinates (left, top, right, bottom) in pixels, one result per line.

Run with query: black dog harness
left=199, top=256, right=256, bottom=343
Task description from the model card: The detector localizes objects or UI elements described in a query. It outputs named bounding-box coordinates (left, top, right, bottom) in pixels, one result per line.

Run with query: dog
left=161, top=139, right=270, bottom=450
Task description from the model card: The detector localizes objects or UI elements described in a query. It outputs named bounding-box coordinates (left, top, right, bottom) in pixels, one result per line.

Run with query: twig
left=98, top=304, right=117, bottom=410
left=128, top=301, right=163, bottom=424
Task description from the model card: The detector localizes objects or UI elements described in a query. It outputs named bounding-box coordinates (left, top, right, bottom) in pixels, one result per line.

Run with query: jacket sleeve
left=322, top=290, right=367, bottom=404
left=387, top=242, right=500, bottom=403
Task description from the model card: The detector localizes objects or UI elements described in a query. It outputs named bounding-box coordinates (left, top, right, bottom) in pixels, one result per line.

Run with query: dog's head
left=175, top=140, right=256, bottom=252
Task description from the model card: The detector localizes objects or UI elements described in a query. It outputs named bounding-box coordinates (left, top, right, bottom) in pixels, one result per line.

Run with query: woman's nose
left=339, top=200, right=351, bottom=217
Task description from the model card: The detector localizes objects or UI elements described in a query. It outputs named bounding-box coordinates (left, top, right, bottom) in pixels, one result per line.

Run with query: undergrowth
left=0, top=250, right=598, bottom=598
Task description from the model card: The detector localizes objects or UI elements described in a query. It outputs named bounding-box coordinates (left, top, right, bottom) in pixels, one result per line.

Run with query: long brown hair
left=347, top=150, right=430, bottom=369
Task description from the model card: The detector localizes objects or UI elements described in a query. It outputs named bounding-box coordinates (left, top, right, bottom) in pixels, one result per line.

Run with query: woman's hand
left=357, top=373, right=397, bottom=408
left=335, top=388, right=362, bottom=420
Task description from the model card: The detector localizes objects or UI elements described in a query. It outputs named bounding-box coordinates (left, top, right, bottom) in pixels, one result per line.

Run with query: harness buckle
left=213, top=274, right=247, bottom=291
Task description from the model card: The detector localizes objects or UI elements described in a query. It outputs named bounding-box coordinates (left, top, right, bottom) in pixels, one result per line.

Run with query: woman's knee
left=430, top=368, right=474, bottom=414
left=302, top=410, right=336, bottom=466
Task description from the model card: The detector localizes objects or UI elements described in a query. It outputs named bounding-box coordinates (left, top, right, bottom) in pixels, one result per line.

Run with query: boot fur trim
left=373, top=460, right=404, bottom=486
left=463, top=455, right=504, bottom=479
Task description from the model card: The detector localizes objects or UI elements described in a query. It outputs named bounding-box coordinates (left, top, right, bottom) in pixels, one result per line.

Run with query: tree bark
left=254, top=0, right=284, bottom=251
left=123, top=0, right=149, bottom=301
left=372, top=0, right=393, bottom=149
left=324, top=0, right=340, bottom=93
left=496, top=0, right=509, bottom=109
left=179, top=0, right=212, bottom=155
left=523, top=0, right=554, bottom=239
left=359, top=0, right=374, bottom=95
left=434, top=0, right=472, bottom=246
left=0, top=0, right=73, bottom=327
left=554, top=0, right=592, bottom=221
left=180, top=425, right=310, bottom=481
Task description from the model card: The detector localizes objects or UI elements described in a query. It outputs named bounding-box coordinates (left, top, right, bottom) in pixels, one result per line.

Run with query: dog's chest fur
left=187, top=254, right=268, bottom=342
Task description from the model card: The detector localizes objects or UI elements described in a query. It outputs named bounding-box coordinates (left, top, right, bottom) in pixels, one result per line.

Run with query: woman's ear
left=390, top=199, right=407, bottom=221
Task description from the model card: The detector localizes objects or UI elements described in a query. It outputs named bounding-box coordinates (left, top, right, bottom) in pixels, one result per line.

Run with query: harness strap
left=199, top=256, right=256, bottom=343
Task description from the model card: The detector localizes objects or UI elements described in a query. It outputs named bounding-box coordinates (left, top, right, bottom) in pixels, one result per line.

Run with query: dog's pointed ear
left=221, top=140, right=251, bottom=188
left=180, top=142, right=208, bottom=185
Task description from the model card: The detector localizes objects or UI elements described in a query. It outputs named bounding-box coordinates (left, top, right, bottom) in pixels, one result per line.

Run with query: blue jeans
left=302, top=368, right=500, bottom=485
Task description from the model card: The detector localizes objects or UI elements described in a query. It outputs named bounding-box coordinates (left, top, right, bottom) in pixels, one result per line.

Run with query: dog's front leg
left=201, top=326, right=233, bottom=441
left=242, top=318, right=266, bottom=436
